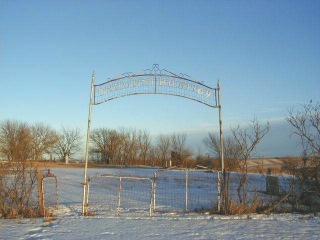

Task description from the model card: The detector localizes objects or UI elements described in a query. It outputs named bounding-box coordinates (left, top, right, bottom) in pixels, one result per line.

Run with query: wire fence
left=85, top=169, right=220, bottom=217
left=84, top=169, right=298, bottom=218
left=154, top=170, right=220, bottom=213
left=41, top=169, right=59, bottom=217
left=86, top=175, right=153, bottom=217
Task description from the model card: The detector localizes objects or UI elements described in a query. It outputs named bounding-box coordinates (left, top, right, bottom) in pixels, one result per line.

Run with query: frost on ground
left=0, top=168, right=320, bottom=240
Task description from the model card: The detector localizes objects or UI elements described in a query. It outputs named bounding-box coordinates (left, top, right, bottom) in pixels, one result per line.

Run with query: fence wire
left=85, top=170, right=292, bottom=217
left=87, top=175, right=153, bottom=217
left=154, top=170, right=219, bottom=213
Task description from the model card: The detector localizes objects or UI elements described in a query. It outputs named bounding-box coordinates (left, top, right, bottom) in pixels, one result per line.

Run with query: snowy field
left=1, top=167, right=320, bottom=240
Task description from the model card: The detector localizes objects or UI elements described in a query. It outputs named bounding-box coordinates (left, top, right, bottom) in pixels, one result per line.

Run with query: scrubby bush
left=0, top=161, right=41, bottom=218
left=0, top=120, right=45, bottom=218
left=282, top=157, right=320, bottom=213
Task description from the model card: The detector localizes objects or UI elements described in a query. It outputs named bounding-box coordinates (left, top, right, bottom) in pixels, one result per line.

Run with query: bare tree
left=90, top=128, right=123, bottom=164
left=30, top=123, right=58, bottom=161
left=90, top=128, right=109, bottom=164
left=0, top=119, right=32, bottom=162
left=138, top=129, right=152, bottom=166
left=54, top=126, right=82, bottom=164
left=203, top=132, right=219, bottom=157
left=156, top=134, right=171, bottom=168
left=231, top=119, right=270, bottom=205
left=170, top=133, right=192, bottom=167
left=149, top=145, right=160, bottom=167
left=203, top=133, right=242, bottom=171
left=0, top=120, right=40, bottom=218
left=119, top=128, right=139, bottom=165
left=287, top=102, right=320, bottom=157
left=284, top=102, right=320, bottom=212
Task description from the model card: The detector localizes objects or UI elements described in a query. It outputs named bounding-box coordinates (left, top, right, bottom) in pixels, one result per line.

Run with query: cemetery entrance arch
left=82, top=64, right=225, bottom=214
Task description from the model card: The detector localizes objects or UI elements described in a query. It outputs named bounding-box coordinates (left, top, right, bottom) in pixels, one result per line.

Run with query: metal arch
left=82, top=64, right=225, bottom=215
left=93, top=64, right=219, bottom=108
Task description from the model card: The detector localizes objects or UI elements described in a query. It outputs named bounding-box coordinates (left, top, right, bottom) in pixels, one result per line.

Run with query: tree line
left=0, top=121, right=81, bottom=164
left=90, top=128, right=193, bottom=167
left=0, top=120, right=194, bottom=168
left=1, top=101, right=319, bottom=170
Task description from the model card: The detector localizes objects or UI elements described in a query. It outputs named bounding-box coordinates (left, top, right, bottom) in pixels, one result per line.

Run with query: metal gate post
left=185, top=169, right=189, bottom=212
left=117, top=177, right=123, bottom=216
left=153, top=172, right=157, bottom=212
left=82, top=72, right=95, bottom=215
left=86, top=178, right=91, bottom=208
left=217, top=171, right=221, bottom=212
left=217, top=80, right=225, bottom=214
left=149, top=179, right=154, bottom=217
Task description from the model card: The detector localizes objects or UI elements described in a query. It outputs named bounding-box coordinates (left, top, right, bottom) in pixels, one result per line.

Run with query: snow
left=1, top=167, right=320, bottom=239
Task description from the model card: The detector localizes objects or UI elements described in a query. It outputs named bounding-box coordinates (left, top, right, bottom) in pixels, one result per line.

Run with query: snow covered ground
left=1, top=167, right=320, bottom=240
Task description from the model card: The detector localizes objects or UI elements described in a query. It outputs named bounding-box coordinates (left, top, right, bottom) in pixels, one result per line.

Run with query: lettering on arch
left=93, top=65, right=218, bottom=108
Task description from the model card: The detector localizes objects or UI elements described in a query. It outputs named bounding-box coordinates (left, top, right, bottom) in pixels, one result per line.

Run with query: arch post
left=82, top=71, right=95, bottom=215
left=217, top=80, right=224, bottom=173
left=217, top=80, right=226, bottom=214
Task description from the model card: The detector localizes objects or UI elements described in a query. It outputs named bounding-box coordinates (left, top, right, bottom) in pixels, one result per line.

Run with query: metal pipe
left=41, top=177, right=45, bottom=217
left=153, top=172, right=157, bottom=212
left=82, top=72, right=95, bottom=215
left=149, top=179, right=154, bottom=217
left=185, top=169, right=188, bottom=212
left=86, top=178, right=91, bottom=209
left=117, top=177, right=123, bottom=216
left=217, top=171, right=221, bottom=212
left=217, top=80, right=224, bottom=173
left=217, top=80, right=225, bottom=214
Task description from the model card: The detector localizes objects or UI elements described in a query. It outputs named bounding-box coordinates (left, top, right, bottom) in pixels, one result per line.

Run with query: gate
left=154, top=169, right=220, bottom=213
left=86, top=174, right=153, bottom=217
left=41, top=169, right=58, bottom=217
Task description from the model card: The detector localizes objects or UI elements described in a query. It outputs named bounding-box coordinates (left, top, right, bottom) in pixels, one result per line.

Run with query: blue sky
left=1, top=1, right=319, bottom=157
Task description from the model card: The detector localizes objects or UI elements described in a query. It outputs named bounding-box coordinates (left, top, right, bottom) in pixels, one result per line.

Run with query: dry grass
left=84, top=211, right=99, bottom=216
left=43, top=208, right=56, bottom=222
left=33, top=161, right=85, bottom=168
left=227, top=195, right=262, bottom=215
left=246, top=157, right=301, bottom=174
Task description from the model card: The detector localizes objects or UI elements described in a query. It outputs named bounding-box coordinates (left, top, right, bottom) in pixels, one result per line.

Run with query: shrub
left=282, top=157, right=320, bottom=213
left=0, top=161, right=42, bottom=218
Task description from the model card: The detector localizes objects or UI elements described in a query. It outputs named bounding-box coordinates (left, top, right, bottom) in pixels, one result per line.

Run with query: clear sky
left=1, top=0, right=319, bottom=157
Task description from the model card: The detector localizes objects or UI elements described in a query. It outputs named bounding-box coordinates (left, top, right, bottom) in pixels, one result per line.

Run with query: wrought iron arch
left=82, top=64, right=225, bottom=215
left=94, top=64, right=218, bottom=108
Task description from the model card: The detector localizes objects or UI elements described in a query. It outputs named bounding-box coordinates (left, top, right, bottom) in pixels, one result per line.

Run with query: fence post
left=117, top=177, right=122, bottom=216
left=185, top=169, right=189, bottom=212
left=149, top=180, right=154, bottom=217
left=153, top=172, right=157, bottom=212
left=36, top=168, right=44, bottom=216
left=217, top=171, right=221, bottom=212
left=86, top=178, right=91, bottom=210
left=50, top=170, right=59, bottom=209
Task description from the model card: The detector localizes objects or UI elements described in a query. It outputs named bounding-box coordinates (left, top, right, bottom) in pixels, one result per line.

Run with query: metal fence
left=41, top=169, right=59, bottom=217
left=154, top=169, right=220, bottom=213
left=84, top=169, right=299, bottom=218
left=86, top=175, right=153, bottom=217
left=85, top=169, right=220, bottom=217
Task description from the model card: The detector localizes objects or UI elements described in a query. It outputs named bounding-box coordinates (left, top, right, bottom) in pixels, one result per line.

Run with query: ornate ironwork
left=94, top=64, right=218, bottom=108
